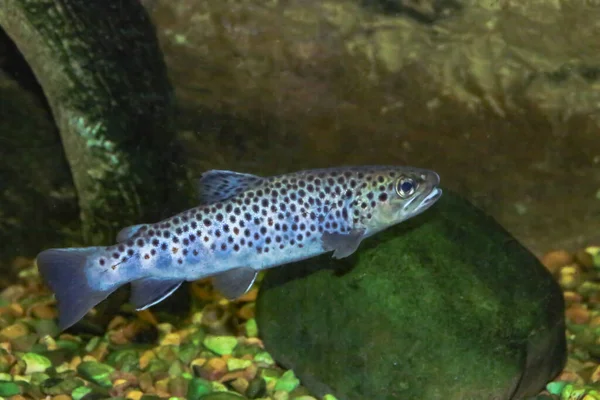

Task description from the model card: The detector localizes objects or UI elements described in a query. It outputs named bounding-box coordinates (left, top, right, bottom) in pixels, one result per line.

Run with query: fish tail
left=36, top=247, right=120, bottom=331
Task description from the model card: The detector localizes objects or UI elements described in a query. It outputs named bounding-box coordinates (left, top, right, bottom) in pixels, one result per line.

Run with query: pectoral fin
left=321, top=229, right=366, bottom=259
left=130, top=278, right=183, bottom=310
left=212, top=267, right=258, bottom=299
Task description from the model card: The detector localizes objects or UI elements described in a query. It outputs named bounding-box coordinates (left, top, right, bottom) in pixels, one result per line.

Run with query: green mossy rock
left=256, top=190, right=566, bottom=400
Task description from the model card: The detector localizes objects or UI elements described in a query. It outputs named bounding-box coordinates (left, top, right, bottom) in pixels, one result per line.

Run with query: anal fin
left=130, top=278, right=183, bottom=310
left=212, top=267, right=258, bottom=299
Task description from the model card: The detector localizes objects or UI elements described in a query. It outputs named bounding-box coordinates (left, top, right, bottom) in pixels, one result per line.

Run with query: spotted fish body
left=37, top=166, right=442, bottom=330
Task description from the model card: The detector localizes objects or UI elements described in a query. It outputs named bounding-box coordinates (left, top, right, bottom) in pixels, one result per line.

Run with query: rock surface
left=256, top=190, right=567, bottom=400
left=141, top=0, right=600, bottom=255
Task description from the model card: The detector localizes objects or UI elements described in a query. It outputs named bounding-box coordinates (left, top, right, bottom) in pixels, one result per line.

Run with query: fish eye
left=395, top=177, right=416, bottom=198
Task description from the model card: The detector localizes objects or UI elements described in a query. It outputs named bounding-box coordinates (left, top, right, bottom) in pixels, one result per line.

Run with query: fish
left=36, top=165, right=442, bottom=330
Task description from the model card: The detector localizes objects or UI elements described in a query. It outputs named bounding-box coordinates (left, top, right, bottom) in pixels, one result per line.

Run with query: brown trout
left=37, top=166, right=442, bottom=330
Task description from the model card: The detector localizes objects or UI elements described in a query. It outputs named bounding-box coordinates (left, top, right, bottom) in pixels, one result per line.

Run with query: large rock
left=256, top=190, right=566, bottom=400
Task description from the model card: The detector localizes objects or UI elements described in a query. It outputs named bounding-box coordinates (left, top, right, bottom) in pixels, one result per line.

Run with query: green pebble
left=227, top=358, right=252, bottom=371
left=31, top=319, right=60, bottom=337
left=323, top=395, right=339, bottom=400
left=245, top=319, right=258, bottom=338
left=186, top=330, right=206, bottom=346
left=106, top=349, right=140, bottom=371
left=546, top=381, right=567, bottom=395
left=71, top=386, right=92, bottom=400
left=274, top=392, right=290, bottom=400
left=140, top=396, right=163, bottom=400
left=203, top=335, right=238, bottom=355
left=156, top=345, right=179, bottom=362
left=587, top=247, right=600, bottom=269
left=245, top=376, right=266, bottom=398
left=41, top=377, right=83, bottom=395
left=29, top=372, right=50, bottom=385
left=233, top=344, right=261, bottom=358
left=0, top=381, right=21, bottom=396
left=0, top=372, right=12, bottom=381
left=186, top=377, right=213, bottom=400
left=254, top=352, right=274, bottom=365
left=22, top=352, right=52, bottom=374
left=260, top=367, right=282, bottom=385
left=169, top=376, right=189, bottom=398
left=85, top=336, right=101, bottom=352
left=178, top=343, right=200, bottom=364
left=168, top=360, right=186, bottom=377
left=274, top=370, right=300, bottom=392
left=13, top=375, right=30, bottom=383
left=199, top=392, right=246, bottom=399
left=56, top=339, right=81, bottom=352
left=77, top=361, right=115, bottom=388
left=146, top=358, right=170, bottom=373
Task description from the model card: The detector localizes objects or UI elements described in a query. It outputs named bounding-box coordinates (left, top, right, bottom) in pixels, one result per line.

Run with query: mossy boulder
left=255, top=190, right=566, bottom=400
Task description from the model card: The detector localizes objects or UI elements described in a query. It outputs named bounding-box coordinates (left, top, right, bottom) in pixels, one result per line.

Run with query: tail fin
left=36, top=247, right=118, bottom=330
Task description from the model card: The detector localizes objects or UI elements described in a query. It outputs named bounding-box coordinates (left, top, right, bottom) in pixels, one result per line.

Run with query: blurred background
left=1, top=0, right=599, bottom=271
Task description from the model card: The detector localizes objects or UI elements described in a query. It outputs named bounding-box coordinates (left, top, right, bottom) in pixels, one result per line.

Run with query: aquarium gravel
left=0, top=247, right=598, bottom=400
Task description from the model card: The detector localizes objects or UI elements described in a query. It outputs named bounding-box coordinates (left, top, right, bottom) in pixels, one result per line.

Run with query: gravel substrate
left=0, top=247, right=597, bottom=400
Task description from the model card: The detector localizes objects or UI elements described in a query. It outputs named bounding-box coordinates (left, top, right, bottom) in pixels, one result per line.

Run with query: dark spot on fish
left=379, top=193, right=388, bottom=202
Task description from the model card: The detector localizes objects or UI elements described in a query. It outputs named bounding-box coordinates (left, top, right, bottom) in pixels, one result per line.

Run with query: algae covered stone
left=256, top=190, right=566, bottom=400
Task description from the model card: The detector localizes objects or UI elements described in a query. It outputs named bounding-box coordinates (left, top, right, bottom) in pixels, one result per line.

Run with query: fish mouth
left=411, top=186, right=442, bottom=214
left=422, top=187, right=442, bottom=207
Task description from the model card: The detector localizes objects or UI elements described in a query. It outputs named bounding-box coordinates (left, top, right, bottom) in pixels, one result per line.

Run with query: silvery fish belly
left=36, top=165, right=442, bottom=330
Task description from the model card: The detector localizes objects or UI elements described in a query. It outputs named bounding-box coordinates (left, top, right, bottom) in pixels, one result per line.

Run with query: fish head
left=357, top=166, right=442, bottom=234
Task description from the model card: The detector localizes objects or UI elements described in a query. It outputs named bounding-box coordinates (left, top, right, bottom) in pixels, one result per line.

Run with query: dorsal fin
left=196, top=170, right=264, bottom=204
left=116, top=224, right=149, bottom=242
